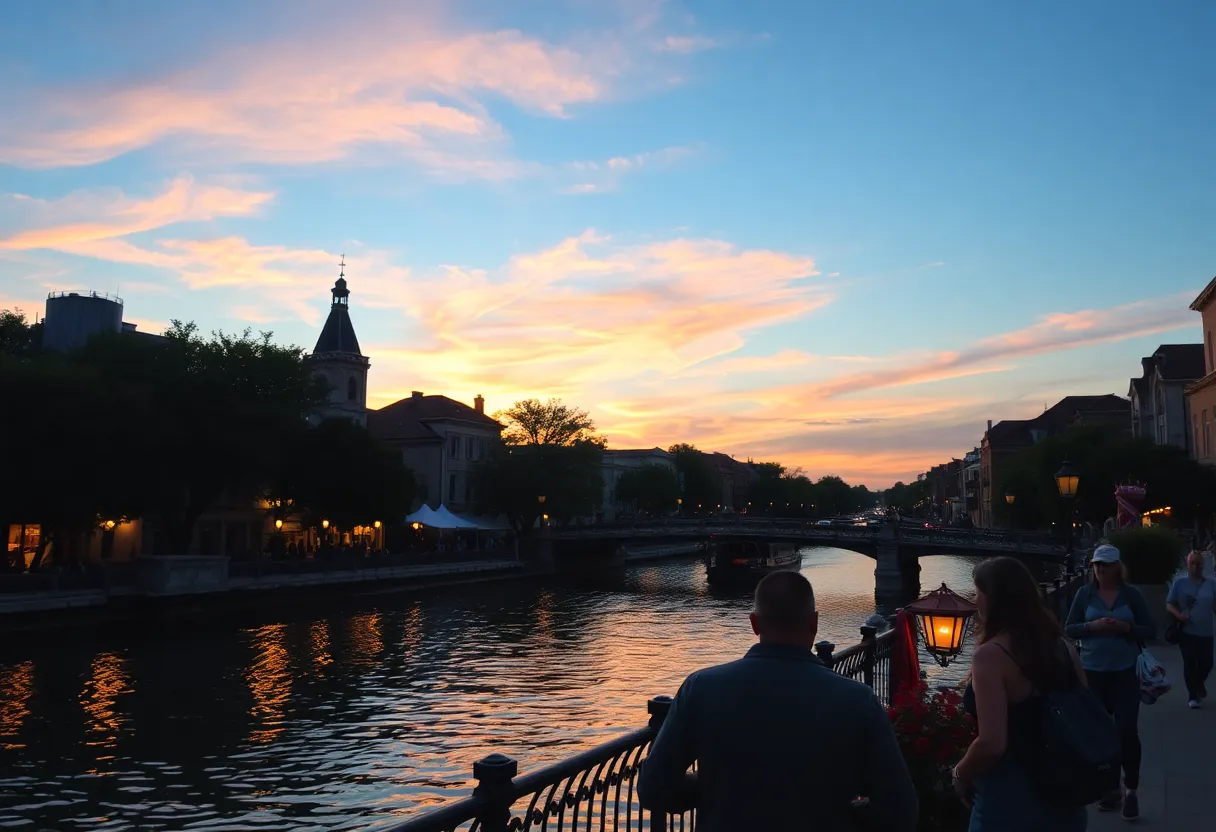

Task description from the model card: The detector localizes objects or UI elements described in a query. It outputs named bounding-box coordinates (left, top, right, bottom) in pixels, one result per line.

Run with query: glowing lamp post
left=1054, top=461, right=1081, bottom=561
left=274, top=518, right=284, bottom=530
left=1005, top=493, right=1015, bottom=505
left=1055, top=461, right=1080, bottom=499
left=537, top=496, right=546, bottom=530
left=906, top=582, right=978, bottom=668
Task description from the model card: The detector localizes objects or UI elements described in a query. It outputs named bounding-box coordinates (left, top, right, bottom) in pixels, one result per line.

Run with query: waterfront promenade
left=1089, top=644, right=1209, bottom=829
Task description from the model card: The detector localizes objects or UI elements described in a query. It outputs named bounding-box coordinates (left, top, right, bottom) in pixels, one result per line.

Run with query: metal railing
left=383, top=566, right=1087, bottom=832
left=381, top=698, right=690, bottom=832
left=382, top=623, right=897, bottom=832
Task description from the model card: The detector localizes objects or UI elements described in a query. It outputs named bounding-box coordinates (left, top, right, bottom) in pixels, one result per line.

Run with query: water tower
left=42, top=291, right=124, bottom=352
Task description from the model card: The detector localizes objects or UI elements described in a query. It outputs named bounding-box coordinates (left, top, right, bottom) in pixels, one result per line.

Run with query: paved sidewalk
left=1088, top=643, right=1212, bottom=829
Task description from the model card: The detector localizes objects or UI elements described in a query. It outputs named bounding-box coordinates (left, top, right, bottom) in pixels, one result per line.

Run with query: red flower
left=914, top=737, right=932, bottom=755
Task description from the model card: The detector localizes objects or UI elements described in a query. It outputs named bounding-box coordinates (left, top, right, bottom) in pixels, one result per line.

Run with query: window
left=416, top=473, right=429, bottom=501
left=1208, top=330, right=1213, bottom=374
left=347, top=377, right=357, bottom=401
left=449, top=435, right=460, bottom=459
left=449, top=473, right=457, bottom=502
left=466, top=436, right=475, bottom=460
left=1204, top=409, right=1212, bottom=459
left=464, top=477, right=472, bottom=503
left=1194, top=414, right=1201, bottom=458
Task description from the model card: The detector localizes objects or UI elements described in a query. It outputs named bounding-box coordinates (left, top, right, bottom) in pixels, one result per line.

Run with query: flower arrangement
left=887, top=682, right=976, bottom=832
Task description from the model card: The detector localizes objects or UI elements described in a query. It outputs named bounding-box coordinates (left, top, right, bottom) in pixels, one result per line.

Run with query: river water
left=0, top=548, right=1011, bottom=831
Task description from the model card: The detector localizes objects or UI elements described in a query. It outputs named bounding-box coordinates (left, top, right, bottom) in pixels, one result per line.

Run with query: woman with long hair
left=1064, top=544, right=1154, bottom=819
left=952, top=557, right=1087, bottom=832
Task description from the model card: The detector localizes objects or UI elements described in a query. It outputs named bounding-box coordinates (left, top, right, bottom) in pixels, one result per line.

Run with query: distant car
left=816, top=519, right=833, bottom=527
left=923, top=522, right=936, bottom=530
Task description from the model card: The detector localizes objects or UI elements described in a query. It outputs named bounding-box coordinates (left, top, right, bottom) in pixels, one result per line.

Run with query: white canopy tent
left=429, top=505, right=480, bottom=530
left=405, top=504, right=438, bottom=526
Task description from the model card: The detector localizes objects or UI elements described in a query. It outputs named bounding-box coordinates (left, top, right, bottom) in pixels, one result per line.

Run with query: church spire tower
left=306, top=255, right=371, bottom=426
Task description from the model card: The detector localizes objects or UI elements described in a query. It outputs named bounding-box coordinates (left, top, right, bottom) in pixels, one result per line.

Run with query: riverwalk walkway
left=1088, top=643, right=1209, bottom=829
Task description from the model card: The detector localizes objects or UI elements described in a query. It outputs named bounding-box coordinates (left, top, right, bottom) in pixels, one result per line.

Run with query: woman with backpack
left=1167, top=549, right=1216, bottom=709
left=951, top=557, right=1088, bottom=831
left=1064, top=543, right=1156, bottom=819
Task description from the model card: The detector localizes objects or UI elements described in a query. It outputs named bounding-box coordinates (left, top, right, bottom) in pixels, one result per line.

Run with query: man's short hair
left=753, top=571, right=816, bottom=631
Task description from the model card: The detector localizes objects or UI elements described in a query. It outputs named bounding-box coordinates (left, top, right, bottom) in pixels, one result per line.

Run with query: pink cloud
left=1, top=176, right=273, bottom=250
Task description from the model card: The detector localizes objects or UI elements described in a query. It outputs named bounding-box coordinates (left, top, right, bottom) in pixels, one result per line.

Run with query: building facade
left=600, top=448, right=677, bottom=521
left=1129, top=344, right=1204, bottom=452
left=979, top=395, right=1131, bottom=527
left=367, top=392, right=503, bottom=513
left=1186, top=277, right=1216, bottom=465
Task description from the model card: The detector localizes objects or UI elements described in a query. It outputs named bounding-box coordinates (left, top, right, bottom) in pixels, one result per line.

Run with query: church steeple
left=313, top=255, right=362, bottom=356
left=307, top=256, right=371, bottom=426
left=331, top=254, right=350, bottom=307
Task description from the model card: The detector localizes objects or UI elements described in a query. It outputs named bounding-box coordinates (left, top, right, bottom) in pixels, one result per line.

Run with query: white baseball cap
left=1092, top=544, right=1121, bottom=564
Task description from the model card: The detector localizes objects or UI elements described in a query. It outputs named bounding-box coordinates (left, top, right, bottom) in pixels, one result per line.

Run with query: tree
left=667, top=443, right=721, bottom=510
left=995, top=425, right=1216, bottom=532
left=473, top=442, right=603, bottom=532
left=0, top=308, right=40, bottom=357
left=276, top=418, right=416, bottom=533
left=0, top=354, right=141, bottom=568
left=883, top=480, right=930, bottom=515
left=615, top=465, right=681, bottom=515
left=495, top=398, right=603, bottom=446
left=73, top=322, right=327, bottom=552
left=816, top=475, right=856, bottom=517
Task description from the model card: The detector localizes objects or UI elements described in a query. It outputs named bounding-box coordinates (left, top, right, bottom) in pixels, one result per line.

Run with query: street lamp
left=1055, top=460, right=1081, bottom=562
left=537, top=495, right=546, bottom=530
left=321, top=519, right=330, bottom=530
left=373, top=520, right=382, bottom=529
left=1005, top=493, right=1015, bottom=505
left=1054, top=461, right=1080, bottom=499
left=906, top=583, right=979, bottom=668
left=275, top=518, right=284, bottom=530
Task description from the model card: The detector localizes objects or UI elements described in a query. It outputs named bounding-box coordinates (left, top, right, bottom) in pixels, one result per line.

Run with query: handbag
left=1137, top=647, right=1172, bottom=705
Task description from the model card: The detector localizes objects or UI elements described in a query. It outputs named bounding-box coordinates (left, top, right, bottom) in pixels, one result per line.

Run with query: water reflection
left=81, top=652, right=130, bottom=750
left=246, top=623, right=291, bottom=744
left=0, top=661, right=33, bottom=751
left=0, top=548, right=1048, bottom=831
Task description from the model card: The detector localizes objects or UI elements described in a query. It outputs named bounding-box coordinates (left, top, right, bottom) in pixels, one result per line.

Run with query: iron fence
left=382, top=623, right=896, bottom=832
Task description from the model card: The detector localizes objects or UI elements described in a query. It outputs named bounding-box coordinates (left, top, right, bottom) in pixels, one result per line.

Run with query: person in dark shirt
left=637, top=571, right=918, bottom=831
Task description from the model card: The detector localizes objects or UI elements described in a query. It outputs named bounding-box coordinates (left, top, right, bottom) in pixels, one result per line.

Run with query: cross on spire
left=339, top=253, right=346, bottom=279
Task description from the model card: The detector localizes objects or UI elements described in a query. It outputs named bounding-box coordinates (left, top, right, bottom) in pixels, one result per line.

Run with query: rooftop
left=368, top=392, right=502, bottom=443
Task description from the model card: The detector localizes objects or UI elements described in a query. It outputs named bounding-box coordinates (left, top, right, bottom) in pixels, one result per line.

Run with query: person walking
left=951, top=557, right=1088, bottom=832
left=637, top=571, right=917, bottom=832
left=1167, top=550, right=1216, bottom=709
left=1064, top=544, right=1155, bottom=820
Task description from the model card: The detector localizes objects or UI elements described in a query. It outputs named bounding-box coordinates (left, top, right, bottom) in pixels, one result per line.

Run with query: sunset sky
left=2, top=1, right=1213, bottom=486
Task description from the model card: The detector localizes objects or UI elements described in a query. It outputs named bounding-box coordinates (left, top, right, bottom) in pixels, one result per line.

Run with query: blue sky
left=1, top=0, right=1213, bottom=485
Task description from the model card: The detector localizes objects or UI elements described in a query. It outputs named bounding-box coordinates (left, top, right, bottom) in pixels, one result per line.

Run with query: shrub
left=884, top=683, right=975, bottom=832
left=1108, top=526, right=1183, bottom=586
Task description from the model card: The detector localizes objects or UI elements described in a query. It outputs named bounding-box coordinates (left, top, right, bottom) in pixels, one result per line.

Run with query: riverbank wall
left=0, top=556, right=527, bottom=633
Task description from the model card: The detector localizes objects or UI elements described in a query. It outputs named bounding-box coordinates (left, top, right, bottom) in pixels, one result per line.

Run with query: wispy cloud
left=1, top=176, right=274, bottom=250
left=0, top=9, right=721, bottom=184
left=655, top=35, right=718, bottom=54
left=807, top=295, right=1195, bottom=398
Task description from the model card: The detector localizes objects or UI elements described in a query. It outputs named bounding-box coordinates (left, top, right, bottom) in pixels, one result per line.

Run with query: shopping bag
left=1137, top=648, right=1171, bottom=705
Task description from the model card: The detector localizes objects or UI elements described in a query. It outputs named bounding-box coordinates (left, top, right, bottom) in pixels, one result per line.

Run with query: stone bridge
left=540, top=520, right=1069, bottom=595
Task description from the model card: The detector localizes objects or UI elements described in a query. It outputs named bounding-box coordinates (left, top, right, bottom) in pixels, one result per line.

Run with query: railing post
left=472, top=753, right=517, bottom=832
left=647, top=694, right=673, bottom=729
left=859, top=625, right=877, bottom=689
left=815, top=640, right=835, bottom=666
